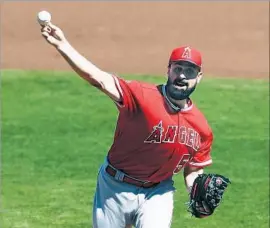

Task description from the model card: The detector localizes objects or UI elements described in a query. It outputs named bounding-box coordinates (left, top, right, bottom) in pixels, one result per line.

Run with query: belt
left=105, top=165, right=160, bottom=188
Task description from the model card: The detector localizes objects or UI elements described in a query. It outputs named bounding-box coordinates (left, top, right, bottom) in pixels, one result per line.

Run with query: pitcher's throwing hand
left=41, top=23, right=67, bottom=48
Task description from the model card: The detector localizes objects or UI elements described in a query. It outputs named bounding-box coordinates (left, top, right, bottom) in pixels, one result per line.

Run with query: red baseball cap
left=169, top=46, right=202, bottom=67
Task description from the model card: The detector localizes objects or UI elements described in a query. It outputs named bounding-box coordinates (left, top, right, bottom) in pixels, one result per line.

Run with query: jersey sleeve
left=188, top=132, right=213, bottom=168
left=113, top=75, right=143, bottom=113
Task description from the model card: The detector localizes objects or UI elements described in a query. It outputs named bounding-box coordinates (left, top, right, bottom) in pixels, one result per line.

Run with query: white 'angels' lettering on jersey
left=144, top=121, right=201, bottom=151
left=162, top=125, right=178, bottom=143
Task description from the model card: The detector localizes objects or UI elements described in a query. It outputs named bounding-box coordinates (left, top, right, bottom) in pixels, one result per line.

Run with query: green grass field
left=1, top=69, right=269, bottom=228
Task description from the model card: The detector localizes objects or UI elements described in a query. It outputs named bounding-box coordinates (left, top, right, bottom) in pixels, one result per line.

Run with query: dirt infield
left=1, top=2, right=269, bottom=78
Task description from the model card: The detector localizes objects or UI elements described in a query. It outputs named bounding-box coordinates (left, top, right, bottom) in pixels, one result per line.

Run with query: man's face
left=166, top=61, right=202, bottom=100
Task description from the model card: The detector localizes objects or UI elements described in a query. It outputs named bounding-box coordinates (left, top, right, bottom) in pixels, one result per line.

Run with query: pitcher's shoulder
left=139, top=81, right=160, bottom=90
left=128, top=80, right=161, bottom=96
left=122, top=79, right=158, bottom=91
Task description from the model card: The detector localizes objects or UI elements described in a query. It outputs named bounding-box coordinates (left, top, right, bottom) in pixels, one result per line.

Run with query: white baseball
left=37, top=11, right=51, bottom=26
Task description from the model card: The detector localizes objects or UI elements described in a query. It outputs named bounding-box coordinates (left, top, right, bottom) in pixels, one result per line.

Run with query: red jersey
left=107, top=77, right=213, bottom=183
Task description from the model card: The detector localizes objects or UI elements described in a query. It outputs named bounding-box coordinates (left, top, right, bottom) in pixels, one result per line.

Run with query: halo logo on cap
left=169, top=46, right=202, bottom=67
left=182, top=47, right=192, bottom=59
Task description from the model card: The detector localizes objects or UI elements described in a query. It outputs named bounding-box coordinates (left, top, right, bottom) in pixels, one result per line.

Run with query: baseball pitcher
left=40, top=22, right=231, bottom=228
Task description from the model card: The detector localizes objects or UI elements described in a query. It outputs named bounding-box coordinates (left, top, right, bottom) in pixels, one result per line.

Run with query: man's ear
left=166, top=66, right=171, bottom=78
left=197, top=71, right=203, bottom=83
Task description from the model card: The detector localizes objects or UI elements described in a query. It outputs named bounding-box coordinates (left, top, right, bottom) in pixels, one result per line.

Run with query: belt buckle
left=142, top=181, right=153, bottom=188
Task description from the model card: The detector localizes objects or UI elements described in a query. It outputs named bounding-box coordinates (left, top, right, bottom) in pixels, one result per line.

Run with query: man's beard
left=165, top=79, right=197, bottom=100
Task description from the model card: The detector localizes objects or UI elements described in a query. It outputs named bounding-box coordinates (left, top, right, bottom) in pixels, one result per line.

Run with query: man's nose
left=180, top=73, right=186, bottom=79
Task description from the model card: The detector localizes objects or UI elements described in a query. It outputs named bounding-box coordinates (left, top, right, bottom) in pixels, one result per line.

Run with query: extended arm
left=40, top=23, right=122, bottom=102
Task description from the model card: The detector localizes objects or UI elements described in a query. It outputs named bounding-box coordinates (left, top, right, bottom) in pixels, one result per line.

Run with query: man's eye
left=174, top=67, right=182, bottom=74
left=186, top=68, right=193, bottom=74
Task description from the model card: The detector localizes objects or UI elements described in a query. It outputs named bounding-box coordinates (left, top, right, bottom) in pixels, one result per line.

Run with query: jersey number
left=173, top=154, right=191, bottom=174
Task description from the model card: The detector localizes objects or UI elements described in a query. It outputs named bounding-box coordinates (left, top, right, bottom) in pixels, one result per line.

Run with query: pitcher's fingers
left=46, top=35, right=58, bottom=44
left=41, top=26, right=51, bottom=33
left=44, top=26, right=52, bottom=33
left=41, top=31, right=50, bottom=38
left=47, top=22, right=59, bottom=30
